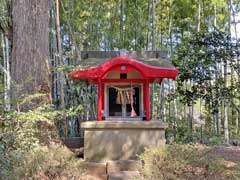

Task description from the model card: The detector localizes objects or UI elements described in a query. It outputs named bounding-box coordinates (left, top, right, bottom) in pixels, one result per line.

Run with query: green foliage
left=166, top=125, right=201, bottom=144
left=165, top=119, right=232, bottom=145
left=64, top=78, right=97, bottom=120
left=0, top=105, right=63, bottom=180
left=0, top=0, right=12, bottom=32
left=1, top=3, right=240, bottom=180
left=67, top=104, right=84, bottom=117
left=0, top=102, right=91, bottom=180
left=58, top=0, right=240, bottom=142
left=4, top=146, right=87, bottom=180
left=208, top=136, right=225, bottom=145
left=19, top=93, right=49, bottom=108
left=57, top=64, right=75, bottom=73
left=0, top=130, right=14, bottom=179
left=59, top=0, right=163, bottom=50
left=14, top=106, right=61, bottom=150
left=173, top=29, right=239, bottom=104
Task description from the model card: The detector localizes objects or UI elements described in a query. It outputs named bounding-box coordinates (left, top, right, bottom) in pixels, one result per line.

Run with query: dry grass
left=140, top=144, right=240, bottom=180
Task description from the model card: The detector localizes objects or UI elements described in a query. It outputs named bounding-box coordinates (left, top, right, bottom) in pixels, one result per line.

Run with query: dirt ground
left=208, top=146, right=240, bottom=179
left=170, top=145, right=240, bottom=180
left=38, top=145, right=240, bottom=180
left=83, top=145, right=240, bottom=180
left=210, top=146, right=240, bottom=164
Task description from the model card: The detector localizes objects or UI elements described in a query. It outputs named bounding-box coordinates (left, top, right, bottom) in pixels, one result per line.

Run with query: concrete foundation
left=81, top=121, right=168, bottom=162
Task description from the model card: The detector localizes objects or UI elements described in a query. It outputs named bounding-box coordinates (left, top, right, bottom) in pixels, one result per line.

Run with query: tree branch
left=230, top=101, right=240, bottom=113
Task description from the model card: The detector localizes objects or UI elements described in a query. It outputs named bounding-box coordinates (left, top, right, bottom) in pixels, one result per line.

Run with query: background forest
left=0, top=0, right=240, bottom=179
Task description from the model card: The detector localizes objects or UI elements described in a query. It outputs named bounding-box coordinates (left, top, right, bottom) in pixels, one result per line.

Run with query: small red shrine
left=71, top=51, right=178, bottom=121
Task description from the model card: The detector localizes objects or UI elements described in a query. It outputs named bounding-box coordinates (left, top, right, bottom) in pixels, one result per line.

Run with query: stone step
left=106, top=160, right=142, bottom=174
left=108, top=171, right=141, bottom=180
left=83, top=162, right=107, bottom=179
left=87, top=174, right=108, bottom=180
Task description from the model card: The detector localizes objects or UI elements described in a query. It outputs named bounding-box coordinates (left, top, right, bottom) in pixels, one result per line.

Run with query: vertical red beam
left=144, top=81, right=150, bottom=121
left=143, top=82, right=146, bottom=116
left=102, top=82, right=104, bottom=117
left=98, top=80, right=103, bottom=121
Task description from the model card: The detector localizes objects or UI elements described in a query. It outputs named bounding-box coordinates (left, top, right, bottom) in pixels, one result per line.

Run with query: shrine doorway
left=105, top=84, right=143, bottom=120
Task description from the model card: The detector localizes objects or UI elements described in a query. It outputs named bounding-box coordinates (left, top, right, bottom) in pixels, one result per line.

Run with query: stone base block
left=82, top=121, right=167, bottom=162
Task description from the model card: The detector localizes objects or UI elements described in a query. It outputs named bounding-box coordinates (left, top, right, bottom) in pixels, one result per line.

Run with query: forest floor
left=81, top=145, right=240, bottom=180
left=24, top=144, right=240, bottom=180
left=211, top=146, right=240, bottom=165
left=208, top=145, right=240, bottom=175
left=186, top=145, right=240, bottom=180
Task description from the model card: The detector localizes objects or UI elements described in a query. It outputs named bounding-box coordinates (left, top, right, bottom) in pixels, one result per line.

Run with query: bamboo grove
left=0, top=0, right=240, bottom=143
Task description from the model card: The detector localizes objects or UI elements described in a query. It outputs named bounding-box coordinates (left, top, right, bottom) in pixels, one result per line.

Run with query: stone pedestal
left=81, top=121, right=168, bottom=162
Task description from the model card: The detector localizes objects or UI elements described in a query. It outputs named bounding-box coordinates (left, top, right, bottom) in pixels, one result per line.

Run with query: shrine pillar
left=144, top=81, right=150, bottom=121
left=98, top=80, right=103, bottom=121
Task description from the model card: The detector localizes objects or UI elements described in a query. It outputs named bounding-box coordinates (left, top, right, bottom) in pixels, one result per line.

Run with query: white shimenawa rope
left=110, top=85, right=137, bottom=117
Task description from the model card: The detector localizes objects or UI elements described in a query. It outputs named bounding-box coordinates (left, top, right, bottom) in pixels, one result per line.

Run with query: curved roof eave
left=71, top=56, right=179, bottom=81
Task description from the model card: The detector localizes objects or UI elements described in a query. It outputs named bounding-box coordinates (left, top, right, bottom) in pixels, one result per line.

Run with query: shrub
left=165, top=126, right=201, bottom=144
left=139, top=144, right=238, bottom=180
left=11, top=146, right=88, bottom=180
left=0, top=105, right=67, bottom=180
left=208, top=136, right=225, bottom=145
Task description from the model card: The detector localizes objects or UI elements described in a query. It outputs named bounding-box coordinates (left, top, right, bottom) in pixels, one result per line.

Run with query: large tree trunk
left=11, top=0, right=51, bottom=104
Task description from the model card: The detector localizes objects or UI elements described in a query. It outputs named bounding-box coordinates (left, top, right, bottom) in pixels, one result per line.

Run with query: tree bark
left=151, top=0, right=155, bottom=50
left=11, top=0, right=51, bottom=103
left=213, top=4, right=222, bottom=135
left=214, top=4, right=217, bottom=27
left=197, top=0, right=201, bottom=32
left=146, top=0, right=151, bottom=50
left=200, top=97, right=203, bottom=139
left=56, top=0, right=67, bottom=136
left=3, top=34, right=11, bottom=111
left=173, top=82, right=177, bottom=127
left=1, top=33, right=11, bottom=111
left=56, top=0, right=65, bottom=110
left=224, top=61, right=229, bottom=143
left=120, top=0, right=125, bottom=48
left=150, top=0, right=156, bottom=119
left=230, top=0, right=239, bottom=136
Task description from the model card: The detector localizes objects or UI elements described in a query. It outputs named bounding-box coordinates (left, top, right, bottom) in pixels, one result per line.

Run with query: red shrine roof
left=71, top=56, right=179, bottom=83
